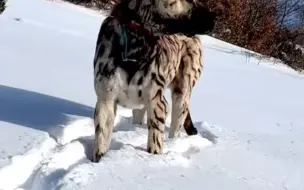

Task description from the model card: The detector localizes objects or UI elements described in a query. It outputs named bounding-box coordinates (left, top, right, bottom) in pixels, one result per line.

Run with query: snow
left=1, top=0, right=304, bottom=189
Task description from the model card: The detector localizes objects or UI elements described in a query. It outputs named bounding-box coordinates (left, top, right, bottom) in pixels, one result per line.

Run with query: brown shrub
left=201, top=0, right=304, bottom=71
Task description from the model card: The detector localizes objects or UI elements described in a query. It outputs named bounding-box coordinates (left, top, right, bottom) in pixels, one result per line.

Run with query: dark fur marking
left=102, top=63, right=116, bottom=78
left=152, top=89, right=162, bottom=100
left=198, top=49, right=203, bottom=67
left=158, top=74, right=166, bottom=85
left=198, top=68, right=201, bottom=75
left=95, top=124, right=101, bottom=134
left=192, top=80, right=195, bottom=87
left=163, top=48, right=168, bottom=58
left=160, top=98, right=167, bottom=113
left=191, top=67, right=196, bottom=73
left=186, top=73, right=191, bottom=80
left=188, top=48, right=198, bottom=55
left=155, top=56, right=165, bottom=80
left=151, top=72, right=156, bottom=79
left=156, top=138, right=161, bottom=149
left=169, top=1, right=177, bottom=7
left=154, top=109, right=165, bottom=124
left=149, top=119, right=164, bottom=133
left=153, top=132, right=156, bottom=144
left=188, top=53, right=193, bottom=63
left=94, top=108, right=98, bottom=118
left=137, top=77, right=143, bottom=85
left=94, top=152, right=104, bottom=162
left=173, top=87, right=182, bottom=95
left=157, top=102, right=165, bottom=112
left=151, top=72, right=165, bottom=88
left=180, top=60, right=185, bottom=75
left=138, top=90, right=142, bottom=97
left=94, top=45, right=106, bottom=69
left=141, top=60, right=153, bottom=77
left=98, top=45, right=106, bottom=60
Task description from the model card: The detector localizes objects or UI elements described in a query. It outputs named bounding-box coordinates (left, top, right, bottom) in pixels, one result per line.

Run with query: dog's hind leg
left=169, top=88, right=197, bottom=138
left=93, top=96, right=116, bottom=162
left=168, top=83, right=191, bottom=138
left=169, top=38, right=202, bottom=138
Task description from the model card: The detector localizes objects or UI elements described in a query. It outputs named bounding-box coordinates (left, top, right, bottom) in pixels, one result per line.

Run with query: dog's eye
left=169, top=1, right=177, bottom=6
left=185, top=0, right=193, bottom=3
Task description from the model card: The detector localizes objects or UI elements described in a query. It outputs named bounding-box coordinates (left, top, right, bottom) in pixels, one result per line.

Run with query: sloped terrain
left=0, top=0, right=304, bottom=189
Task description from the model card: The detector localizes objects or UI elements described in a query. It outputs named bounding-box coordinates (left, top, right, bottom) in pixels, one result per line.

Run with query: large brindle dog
left=92, top=0, right=217, bottom=162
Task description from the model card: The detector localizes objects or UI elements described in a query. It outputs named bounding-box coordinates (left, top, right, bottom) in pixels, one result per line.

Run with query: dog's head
left=183, top=5, right=219, bottom=35
left=111, top=0, right=219, bottom=36
left=160, top=5, right=218, bottom=36
left=155, top=0, right=195, bottom=19
left=154, top=0, right=218, bottom=35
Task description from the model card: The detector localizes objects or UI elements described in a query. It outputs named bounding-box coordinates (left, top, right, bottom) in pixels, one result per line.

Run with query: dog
left=92, top=0, right=217, bottom=162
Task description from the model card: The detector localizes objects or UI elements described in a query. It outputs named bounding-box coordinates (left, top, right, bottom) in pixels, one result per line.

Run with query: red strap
left=126, top=22, right=152, bottom=36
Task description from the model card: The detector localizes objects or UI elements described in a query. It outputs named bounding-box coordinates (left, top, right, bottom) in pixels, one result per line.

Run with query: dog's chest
left=116, top=87, right=145, bottom=109
left=115, top=67, right=154, bottom=109
left=116, top=76, right=149, bottom=109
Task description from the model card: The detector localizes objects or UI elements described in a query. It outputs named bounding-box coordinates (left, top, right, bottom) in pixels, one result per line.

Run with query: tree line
left=2, top=0, right=302, bottom=70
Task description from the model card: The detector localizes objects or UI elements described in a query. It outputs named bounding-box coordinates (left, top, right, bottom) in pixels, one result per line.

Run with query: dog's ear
left=160, top=6, right=219, bottom=36
left=188, top=6, right=218, bottom=35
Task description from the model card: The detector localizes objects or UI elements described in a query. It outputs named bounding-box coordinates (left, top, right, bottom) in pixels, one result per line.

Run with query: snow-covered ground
left=0, top=0, right=304, bottom=189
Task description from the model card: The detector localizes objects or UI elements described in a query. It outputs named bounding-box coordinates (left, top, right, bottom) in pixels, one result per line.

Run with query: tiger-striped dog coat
left=93, top=0, right=217, bottom=162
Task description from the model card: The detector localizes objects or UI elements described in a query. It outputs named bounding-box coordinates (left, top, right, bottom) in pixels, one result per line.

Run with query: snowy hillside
left=1, top=0, right=304, bottom=189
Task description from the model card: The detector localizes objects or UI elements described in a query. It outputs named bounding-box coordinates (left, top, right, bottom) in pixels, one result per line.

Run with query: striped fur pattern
left=92, top=0, right=216, bottom=162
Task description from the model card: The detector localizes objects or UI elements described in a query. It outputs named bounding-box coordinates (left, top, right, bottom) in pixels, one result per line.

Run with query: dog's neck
left=110, top=0, right=168, bottom=36
left=125, top=22, right=153, bottom=37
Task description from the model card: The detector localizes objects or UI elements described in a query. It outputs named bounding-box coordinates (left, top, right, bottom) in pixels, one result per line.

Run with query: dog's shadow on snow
left=0, top=85, right=94, bottom=134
